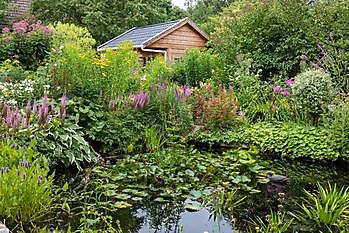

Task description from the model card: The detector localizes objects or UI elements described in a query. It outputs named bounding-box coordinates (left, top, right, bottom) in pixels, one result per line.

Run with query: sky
left=172, top=0, right=186, bottom=8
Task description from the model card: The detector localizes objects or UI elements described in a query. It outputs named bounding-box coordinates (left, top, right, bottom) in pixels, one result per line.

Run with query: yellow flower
left=92, top=56, right=111, bottom=68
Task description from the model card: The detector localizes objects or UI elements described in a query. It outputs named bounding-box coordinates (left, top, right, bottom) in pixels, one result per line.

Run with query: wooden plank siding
left=146, top=24, right=207, bottom=63
left=1, top=0, right=32, bottom=26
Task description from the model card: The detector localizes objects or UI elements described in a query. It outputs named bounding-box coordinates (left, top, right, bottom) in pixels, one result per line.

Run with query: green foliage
left=191, top=122, right=342, bottom=160
left=172, top=49, right=225, bottom=86
left=0, top=139, right=53, bottom=226
left=292, top=183, right=349, bottom=232
left=210, top=0, right=316, bottom=80
left=208, top=0, right=349, bottom=82
left=248, top=211, right=293, bottom=233
left=0, top=20, right=52, bottom=70
left=0, top=64, right=50, bottom=106
left=0, top=0, right=10, bottom=20
left=325, top=100, right=349, bottom=156
left=230, top=60, right=301, bottom=123
left=31, top=0, right=187, bottom=43
left=50, top=22, right=96, bottom=49
left=245, top=122, right=341, bottom=160
left=73, top=147, right=265, bottom=210
left=292, top=69, right=335, bottom=125
left=185, top=0, right=233, bottom=26
left=50, top=41, right=141, bottom=99
left=34, top=120, right=96, bottom=170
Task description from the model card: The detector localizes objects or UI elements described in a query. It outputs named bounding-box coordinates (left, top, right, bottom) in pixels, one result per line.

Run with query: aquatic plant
left=248, top=211, right=293, bottom=233
left=291, top=182, right=349, bottom=232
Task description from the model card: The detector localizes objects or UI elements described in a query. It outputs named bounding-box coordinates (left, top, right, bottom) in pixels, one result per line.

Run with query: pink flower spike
left=271, top=105, right=278, bottom=111
left=283, top=90, right=290, bottom=97
left=273, top=85, right=283, bottom=93
left=285, top=79, right=294, bottom=87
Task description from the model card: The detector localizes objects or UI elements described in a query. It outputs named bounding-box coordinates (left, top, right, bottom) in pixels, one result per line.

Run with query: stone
left=0, top=221, right=9, bottom=233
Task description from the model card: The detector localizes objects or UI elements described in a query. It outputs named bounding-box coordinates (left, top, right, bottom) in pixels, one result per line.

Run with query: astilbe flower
left=38, top=95, right=49, bottom=128
left=273, top=85, right=283, bottom=93
left=26, top=100, right=31, bottom=127
left=32, top=101, right=38, bottom=114
left=59, top=95, right=67, bottom=125
left=174, top=85, right=192, bottom=101
left=130, top=91, right=150, bottom=110
left=285, top=79, right=294, bottom=87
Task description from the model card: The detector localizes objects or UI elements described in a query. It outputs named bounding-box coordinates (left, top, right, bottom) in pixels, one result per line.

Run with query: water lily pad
left=113, top=201, right=132, bottom=209
left=114, top=193, right=132, bottom=200
left=185, top=202, right=202, bottom=212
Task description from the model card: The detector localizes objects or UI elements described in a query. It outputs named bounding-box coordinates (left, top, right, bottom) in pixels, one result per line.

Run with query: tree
left=208, top=0, right=349, bottom=82
left=31, top=0, right=187, bottom=43
left=0, top=0, right=11, bottom=22
left=185, top=0, right=234, bottom=25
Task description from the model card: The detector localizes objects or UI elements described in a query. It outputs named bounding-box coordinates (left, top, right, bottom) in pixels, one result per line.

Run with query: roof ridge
left=134, top=18, right=184, bottom=29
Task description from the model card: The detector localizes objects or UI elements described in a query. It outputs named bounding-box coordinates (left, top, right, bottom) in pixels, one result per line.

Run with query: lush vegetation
left=0, top=0, right=348, bottom=232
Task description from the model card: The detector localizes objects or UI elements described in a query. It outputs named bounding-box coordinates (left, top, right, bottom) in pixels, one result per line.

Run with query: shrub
left=50, top=41, right=141, bottom=99
left=244, top=122, right=341, bottom=160
left=292, top=69, right=335, bottom=126
left=0, top=20, right=52, bottom=70
left=325, top=99, right=349, bottom=157
left=172, top=49, right=225, bottom=86
left=192, top=83, right=242, bottom=129
left=0, top=139, right=53, bottom=226
left=0, top=63, right=50, bottom=106
left=50, top=22, right=96, bottom=49
left=209, top=0, right=316, bottom=81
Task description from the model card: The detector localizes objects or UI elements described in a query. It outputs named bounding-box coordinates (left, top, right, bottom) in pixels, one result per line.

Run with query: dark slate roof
left=97, top=19, right=182, bottom=51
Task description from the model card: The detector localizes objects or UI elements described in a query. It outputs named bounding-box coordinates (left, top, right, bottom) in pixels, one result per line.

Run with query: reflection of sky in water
left=138, top=202, right=232, bottom=233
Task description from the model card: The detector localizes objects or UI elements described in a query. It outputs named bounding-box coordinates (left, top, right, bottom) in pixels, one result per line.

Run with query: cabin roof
left=97, top=18, right=209, bottom=51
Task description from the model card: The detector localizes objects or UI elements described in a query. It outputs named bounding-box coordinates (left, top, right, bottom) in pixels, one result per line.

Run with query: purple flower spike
left=174, top=87, right=181, bottom=101
left=59, top=95, right=67, bottom=125
left=273, top=86, right=283, bottom=93
left=38, top=95, right=49, bottom=128
left=130, top=91, right=150, bottom=110
left=282, top=90, right=290, bottom=97
left=285, top=79, right=294, bottom=87
left=26, top=100, right=31, bottom=127
left=32, top=101, right=38, bottom=114
left=182, top=85, right=191, bottom=97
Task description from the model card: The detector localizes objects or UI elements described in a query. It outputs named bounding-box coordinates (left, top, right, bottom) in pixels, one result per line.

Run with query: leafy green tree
left=0, top=0, right=10, bottom=21
left=208, top=0, right=348, bottom=82
left=31, top=0, right=187, bottom=43
left=185, top=0, right=234, bottom=25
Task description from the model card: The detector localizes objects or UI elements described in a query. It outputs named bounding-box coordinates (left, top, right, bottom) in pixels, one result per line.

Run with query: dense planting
left=0, top=0, right=348, bottom=232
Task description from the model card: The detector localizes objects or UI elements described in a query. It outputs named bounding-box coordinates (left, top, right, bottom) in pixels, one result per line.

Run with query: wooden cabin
left=97, top=18, right=209, bottom=64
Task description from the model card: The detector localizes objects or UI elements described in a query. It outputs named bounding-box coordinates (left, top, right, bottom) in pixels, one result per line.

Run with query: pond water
left=63, top=152, right=349, bottom=233
left=110, top=159, right=349, bottom=233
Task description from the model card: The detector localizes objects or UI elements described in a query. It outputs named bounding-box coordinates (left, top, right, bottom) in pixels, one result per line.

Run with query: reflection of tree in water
left=141, top=201, right=185, bottom=233
left=113, top=207, right=144, bottom=233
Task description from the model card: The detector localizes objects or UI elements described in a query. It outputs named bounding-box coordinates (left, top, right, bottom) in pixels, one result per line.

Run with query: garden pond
left=56, top=147, right=349, bottom=233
